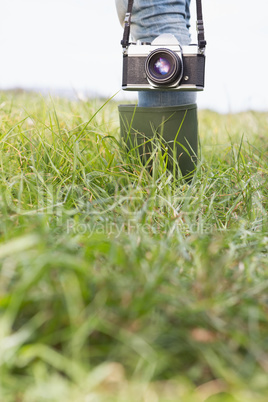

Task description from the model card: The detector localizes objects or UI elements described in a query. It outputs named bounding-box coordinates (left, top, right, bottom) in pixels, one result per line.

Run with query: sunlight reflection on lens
left=154, top=58, right=170, bottom=75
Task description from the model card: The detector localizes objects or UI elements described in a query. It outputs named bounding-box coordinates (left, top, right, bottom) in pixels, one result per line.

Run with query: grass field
left=0, top=91, right=267, bottom=401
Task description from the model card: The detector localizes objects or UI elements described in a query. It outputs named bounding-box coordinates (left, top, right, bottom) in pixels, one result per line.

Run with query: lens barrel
left=145, top=48, right=183, bottom=87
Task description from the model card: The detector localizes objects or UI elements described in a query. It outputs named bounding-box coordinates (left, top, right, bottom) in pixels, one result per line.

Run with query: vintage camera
left=122, top=34, right=205, bottom=91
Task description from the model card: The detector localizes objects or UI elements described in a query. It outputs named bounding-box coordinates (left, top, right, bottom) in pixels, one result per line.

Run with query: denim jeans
left=115, top=0, right=197, bottom=107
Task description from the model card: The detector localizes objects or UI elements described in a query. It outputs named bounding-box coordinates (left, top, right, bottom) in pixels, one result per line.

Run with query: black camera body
left=122, top=34, right=205, bottom=91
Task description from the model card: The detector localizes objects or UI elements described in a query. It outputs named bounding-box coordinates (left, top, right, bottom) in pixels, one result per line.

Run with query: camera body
left=122, top=34, right=205, bottom=91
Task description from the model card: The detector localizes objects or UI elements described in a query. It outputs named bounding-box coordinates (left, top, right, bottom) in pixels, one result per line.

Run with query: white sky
left=0, top=0, right=267, bottom=113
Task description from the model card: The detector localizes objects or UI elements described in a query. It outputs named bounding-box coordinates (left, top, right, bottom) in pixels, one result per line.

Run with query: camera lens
left=145, top=48, right=182, bottom=87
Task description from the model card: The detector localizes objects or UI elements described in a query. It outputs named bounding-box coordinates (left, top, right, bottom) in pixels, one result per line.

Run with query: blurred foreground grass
left=0, top=91, right=268, bottom=401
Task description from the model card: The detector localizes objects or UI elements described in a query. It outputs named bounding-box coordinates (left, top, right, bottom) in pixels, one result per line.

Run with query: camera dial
left=145, top=48, right=183, bottom=87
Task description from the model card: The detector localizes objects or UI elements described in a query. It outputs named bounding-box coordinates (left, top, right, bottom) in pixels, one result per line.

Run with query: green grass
left=0, top=90, right=267, bottom=401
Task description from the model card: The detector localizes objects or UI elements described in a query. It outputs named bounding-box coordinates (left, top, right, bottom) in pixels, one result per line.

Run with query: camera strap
left=121, top=0, right=134, bottom=50
left=121, top=0, right=206, bottom=51
left=196, top=0, right=206, bottom=49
